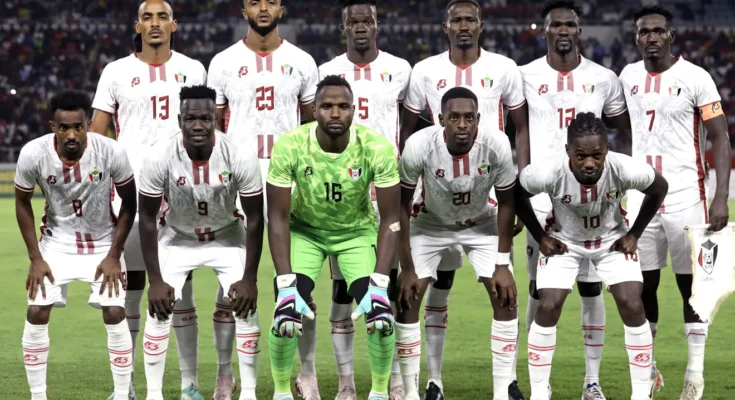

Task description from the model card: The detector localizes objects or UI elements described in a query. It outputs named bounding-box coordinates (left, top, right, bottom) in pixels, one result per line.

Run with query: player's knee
left=577, top=281, right=602, bottom=297
left=102, top=306, right=127, bottom=325
left=26, top=305, right=52, bottom=325
left=529, top=280, right=540, bottom=300
left=332, top=279, right=353, bottom=304
left=432, top=270, right=455, bottom=290
left=537, top=297, right=563, bottom=322
left=125, top=271, right=147, bottom=291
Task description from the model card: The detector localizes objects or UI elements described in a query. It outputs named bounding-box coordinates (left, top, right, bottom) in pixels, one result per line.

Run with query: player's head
left=443, top=0, right=483, bottom=51
left=243, top=0, right=284, bottom=37
left=566, top=112, right=608, bottom=185
left=633, top=6, right=675, bottom=61
left=439, top=87, right=479, bottom=155
left=314, top=75, right=355, bottom=139
left=135, top=0, right=176, bottom=49
left=542, top=1, right=582, bottom=56
left=179, top=85, right=217, bottom=150
left=48, top=90, right=92, bottom=159
left=340, top=0, right=379, bottom=54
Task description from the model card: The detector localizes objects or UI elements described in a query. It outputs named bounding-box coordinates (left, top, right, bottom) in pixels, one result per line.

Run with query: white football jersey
left=14, top=133, right=134, bottom=254
left=403, top=49, right=526, bottom=132
left=207, top=39, right=319, bottom=158
left=519, top=152, right=655, bottom=244
left=520, top=55, right=627, bottom=162
left=92, top=51, right=207, bottom=176
left=138, top=131, right=262, bottom=241
left=620, top=57, right=720, bottom=212
left=319, top=51, right=412, bottom=152
left=400, top=125, right=516, bottom=227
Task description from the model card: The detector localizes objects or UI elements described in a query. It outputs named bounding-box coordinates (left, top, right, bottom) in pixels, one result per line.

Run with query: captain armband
left=699, top=101, right=724, bottom=121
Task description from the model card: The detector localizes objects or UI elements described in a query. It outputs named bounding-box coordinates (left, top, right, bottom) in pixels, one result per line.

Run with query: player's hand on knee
left=397, top=269, right=420, bottom=312
left=95, top=255, right=126, bottom=298
left=610, top=233, right=638, bottom=255
left=147, top=280, right=175, bottom=321
left=273, top=274, right=314, bottom=338
left=539, top=235, right=568, bottom=257
left=707, top=198, right=729, bottom=232
left=352, top=273, right=395, bottom=336
left=26, top=259, right=54, bottom=301
left=491, top=266, right=517, bottom=310
left=228, top=278, right=258, bottom=319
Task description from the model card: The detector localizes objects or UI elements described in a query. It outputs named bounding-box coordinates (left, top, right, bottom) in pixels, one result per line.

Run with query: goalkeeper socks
left=581, top=294, right=605, bottom=386
left=106, top=320, right=133, bottom=400
left=492, top=319, right=518, bottom=400
left=624, top=322, right=653, bottom=399
left=528, top=322, right=556, bottom=398
left=395, top=322, right=421, bottom=398
left=424, top=286, right=449, bottom=389
left=268, top=327, right=298, bottom=394
left=143, top=316, right=171, bottom=399
left=298, top=299, right=317, bottom=376
left=525, top=295, right=539, bottom=332
left=212, top=286, right=236, bottom=377
left=684, top=322, right=708, bottom=382
left=330, top=302, right=355, bottom=378
left=236, top=313, right=260, bottom=399
left=173, top=279, right=198, bottom=390
left=22, top=321, right=49, bottom=400
left=367, top=326, right=395, bottom=394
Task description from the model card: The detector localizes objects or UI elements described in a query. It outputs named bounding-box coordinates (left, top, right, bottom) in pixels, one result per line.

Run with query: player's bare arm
left=302, top=102, right=316, bottom=123
left=514, top=182, right=568, bottom=256
left=138, top=192, right=174, bottom=320
left=89, top=110, right=113, bottom=138
left=493, top=186, right=517, bottom=310
left=396, top=185, right=420, bottom=312
left=95, top=178, right=137, bottom=299
left=398, top=108, right=420, bottom=153
left=215, top=107, right=226, bottom=132
left=15, top=188, right=54, bottom=301
left=703, top=110, right=731, bottom=231
left=612, top=170, right=668, bottom=255
left=510, top=103, right=530, bottom=236
left=374, top=184, right=400, bottom=276
left=267, top=184, right=293, bottom=276
left=229, top=193, right=265, bottom=318
left=602, top=110, right=633, bottom=155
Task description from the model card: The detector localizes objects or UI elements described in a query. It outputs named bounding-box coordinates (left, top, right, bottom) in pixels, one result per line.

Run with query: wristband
left=495, top=252, right=511, bottom=265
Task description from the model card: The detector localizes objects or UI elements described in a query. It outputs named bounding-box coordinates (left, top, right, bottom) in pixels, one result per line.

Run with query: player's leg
left=324, top=257, right=358, bottom=399
left=173, top=271, right=199, bottom=392
left=119, top=218, right=146, bottom=398
left=424, top=269, right=454, bottom=398
left=577, top=270, right=606, bottom=397
left=212, top=284, right=237, bottom=398
left=387, top=267, right=403, bottom=400
left=269, top=228, right=326, bottom=399
left=529, top=247, right=583, bottom=400
left=663, top=202, right=710, bottom=399
left=525, top=233, right=541, bottom=332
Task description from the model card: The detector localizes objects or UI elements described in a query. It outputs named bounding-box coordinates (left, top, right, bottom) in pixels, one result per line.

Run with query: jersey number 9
left=325, top=182, right=343, bottom=202
left=198, top=201, right=208, bottom=216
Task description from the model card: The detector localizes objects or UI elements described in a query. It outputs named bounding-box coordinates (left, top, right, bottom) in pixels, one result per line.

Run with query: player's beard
left=248, top=17, right=278, bottom=37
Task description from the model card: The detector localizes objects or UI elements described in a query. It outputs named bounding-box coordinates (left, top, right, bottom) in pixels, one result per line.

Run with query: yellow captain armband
left=699, top=101, right=724, bottom=121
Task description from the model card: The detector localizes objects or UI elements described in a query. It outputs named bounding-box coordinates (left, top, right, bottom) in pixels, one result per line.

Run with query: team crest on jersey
left=480, top=75, right=493, bottom=90
left=538, top=254, right=549, bottom=267
left=47, top=175, right=57, bottom=184
left=238, top=66, right=249, bottom=77
left=583, top=82, right=595, bottom=94
left=698, top=239, right=718, bottom=275
left=380, top=70, right=392, bottom=83
left=477, top=163, right=490, bottom=175
left=561, top=194, right=572, bottom=204
left=348, top=166, right=362, bottom=180
left=131, top=77, right=140, bottom=87
left=631, top=85, right=639, bottom=95
left=436, top=79, right=447, bottom=91
left=669, top=82, right=681, bottom=96
left=281, top=64, right=293, bottom=76
left=219, top=170, right=231, bottom=184
left=605, top=189, right=619, bottom=201
left=304, top=166, right=313, bottom=177
left=177, top=176, right=186, bottom=186
left=538, top=84, right=548, bottom=95
left=88, top=169, right=102, bottom=183
left=175, top=72, right=186, bottom=85
left=435, top=169, right=445, bottom=179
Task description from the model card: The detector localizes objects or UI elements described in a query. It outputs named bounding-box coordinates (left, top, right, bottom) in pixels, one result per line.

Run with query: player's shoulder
left=210, top=40, right=246, bottom=64
left=100, top=53, right=137, bottom=74
left=475, top=129, right=512, bottom=154
left=404, top=125, right=441, bottom=151
left=412, top=51, right=448, bottom=72
left=480, top=49, right=519, bottom=68
left=580, top=57, right=617, bottom=80
left=519, top=56, right=548, bottom=74
left=278, top=123, right=313, bottom=144
left=19, top=133, right=54, bottom=159
left=674, top=57, right=713, bottom=79
left=377, top=51, right=411, bottom=70
left=319, top=53, right=348, bottom=71
left=355, top=124, right=392, bottom=147
left=170, top=50, right=206, bottom=71
left=524, top=153, right=566, bottom=181
left=281, top=40, right=317, bottom=63
left=619, top=60, right=645, bottom=80
left=605, top=151, right=637, bottom=172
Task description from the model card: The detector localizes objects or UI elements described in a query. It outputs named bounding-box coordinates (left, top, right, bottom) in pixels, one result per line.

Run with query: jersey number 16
left=325, top=182, right=343, bottom=202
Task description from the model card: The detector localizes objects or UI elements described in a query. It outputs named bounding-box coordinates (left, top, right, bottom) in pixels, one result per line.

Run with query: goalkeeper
left=266, top=75, right=401, bottom=400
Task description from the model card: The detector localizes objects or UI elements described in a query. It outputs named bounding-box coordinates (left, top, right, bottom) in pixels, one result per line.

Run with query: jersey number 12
left=325, top=182, right=343, bottom=202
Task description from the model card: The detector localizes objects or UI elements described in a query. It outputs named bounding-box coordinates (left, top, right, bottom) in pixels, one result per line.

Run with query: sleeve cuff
left=139, top=189, right=163, bottom=197
left=374, top=178, right=400, bottom=188
left=604, top=107, right=627, bottom=118
left=299, top=96, right=315, bottom=105
left=403, top=103, right=423, bottom=114
left=239, top=188, right=264, bottom=197
left=496, top=181, right=516, bottom=191
left=14, top=183, right=34, bottom=192
left=400, top=181, right=417, bottom=189
left=114, top=174, right=134, bottom=186
left=92, top=104, right=116, bottom=115
left=266, top=179, right=293, bottom=188
left=506, top=100, right=527, bottom=110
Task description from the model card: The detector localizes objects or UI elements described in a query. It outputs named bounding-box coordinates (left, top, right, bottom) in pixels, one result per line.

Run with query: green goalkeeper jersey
left=267, top=122, right=399, bottom=232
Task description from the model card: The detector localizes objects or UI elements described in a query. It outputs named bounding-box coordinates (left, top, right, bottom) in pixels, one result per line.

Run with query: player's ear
left=134, top=20, right=141, bottom=34
left=442, top=21, right=448, bottom=35
left=669, top=28, right=676, bottom=43
left=48, top=120, right=55, bottom=131
left=170, top=19, right=177, bottom=33
left=438, top=113, right=445, bottom=127
left=476, top=112, right=481, bottom=124
left=178, top=113, right=182, bottom=129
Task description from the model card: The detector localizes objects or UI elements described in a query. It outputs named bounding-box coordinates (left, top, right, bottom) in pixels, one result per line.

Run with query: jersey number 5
left=256, top=86, right=275, bottom=111
left=558, top=108, right=576, bottom=129
left=358, top=97, right=369, bottom=120
left=325, top=182, right=343, bottom=202
left=151, top=96, right=169, bottom=120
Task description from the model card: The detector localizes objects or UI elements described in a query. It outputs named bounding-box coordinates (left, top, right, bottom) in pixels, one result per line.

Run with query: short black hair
left=567, top=112, right=607, bottom=142
left=441, top=87, right=478, bottom=111
left=446, top=0, right=481, bottom=15
left=339, top=0, right=377, bottom=8
left=179, top=85, right=216, bottom=103
left=316, top=75, right=353, bottom=97
left=49, top=90, right=92, bottom=118
left=633, top=5, right=674, bottom=24
left=541, top=0, right=581, bottom=19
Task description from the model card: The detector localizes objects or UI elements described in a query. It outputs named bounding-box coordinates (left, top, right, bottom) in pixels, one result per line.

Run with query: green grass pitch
left=1, top=198, right=734, bottom=399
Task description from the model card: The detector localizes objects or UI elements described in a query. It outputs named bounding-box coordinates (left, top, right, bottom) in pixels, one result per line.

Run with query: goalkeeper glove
left=272, top=274, right=314, bottom=338
left=351, top=273, right=394, bottom=336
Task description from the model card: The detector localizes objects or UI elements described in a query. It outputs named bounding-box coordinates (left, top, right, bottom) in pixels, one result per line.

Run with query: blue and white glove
left=272, top=274, right=314, bottom=338
left=351, top=273, right=395, bottom=336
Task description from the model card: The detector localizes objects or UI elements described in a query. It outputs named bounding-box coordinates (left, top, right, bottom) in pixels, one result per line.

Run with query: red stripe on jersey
left=580, top=185, right=597, bottom=204
left=256, top=55, right=263, bottom=73
left=203, top=162, right=210, bottom=184
left=692, top=111, right=706, bottom=201
left=354, top=65, right=361, bottom=81
left=654, top=74, right=661, bottom=93
left=159, top=64, right=166, bottom=82
left=455, top=67, right=462, bottom=87
left=395, top=100, right=400, bottom=150
left=556, top=72, right=565, bottom=92
left=63, top=165, right=71, bottom=184
left=364, top=64, right=372, bottom=81
left=498, top=99, right=504, bottom=130
left=224, top=105, right=231, bottom=133
left=462, top=155, right=470, bottom=175
left=452, top=158, right=460, bottom=178
left=85, top=233, right=94, bottom=254
left=567, top=71, right=574, bottom=91
left=149, top=65, right=157, bottom=83
left=113, top=104, right=120, bottom=138
left=702, top=201, right=709, bottom=224
left=76, top=232, right=84, bottom=254
left=74, top=165, right=82, bottom=182
left=192, top=164, right=200, bottom=184
left=465, top=66, right=472, bottom=86
left=645, top=74, right=651, bottom=93
left=266, top=54, right=273, bottom=73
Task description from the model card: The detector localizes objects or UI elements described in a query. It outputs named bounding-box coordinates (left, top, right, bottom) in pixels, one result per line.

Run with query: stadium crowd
left=1, top=0, right=735, bottom=161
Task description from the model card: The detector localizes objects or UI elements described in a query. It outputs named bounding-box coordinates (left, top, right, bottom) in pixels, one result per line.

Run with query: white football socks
left=624, top=322, right=653, bottom=399
left=390, top=300, right=402, bottom=390
left=236, top=312, right=260, bottom=400
left=106, top=320, right=133, bottom=400
left=213, top=286, right=235, bottom=377
left=143, top=316, right=171, bottom=400
left=525, top=295, right=539, bottom=332
left=684, top=322, right=708, bottom=383
left=22, top=321, right=49, bottom=400
left=395, top=322, right=421, bottom=398
left=424, top=286, right=449, bottom=390
left=330, top=301, right=355, bottom=386
left=298, top=297, right=317, bottom=376
left=491, top=319, right=518, bottom=400
left=528, top=322, right=556, bottom=399
left=124, top=288, right=142, bottom=389
left=581, top=294, right=605, bottom=386
left=173, top=279, right=198, bottom=390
